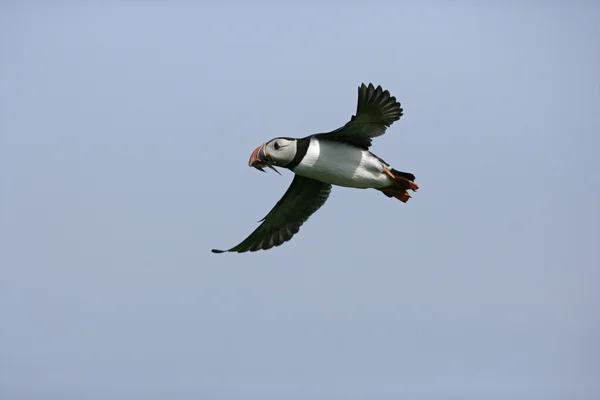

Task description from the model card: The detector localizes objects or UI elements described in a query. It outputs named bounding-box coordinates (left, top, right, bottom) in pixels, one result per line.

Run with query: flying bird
left=212, top=83, right=418, bottom=254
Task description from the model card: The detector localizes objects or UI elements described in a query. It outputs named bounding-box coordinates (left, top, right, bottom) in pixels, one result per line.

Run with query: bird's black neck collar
left=284, top=137, right=311, bottom=171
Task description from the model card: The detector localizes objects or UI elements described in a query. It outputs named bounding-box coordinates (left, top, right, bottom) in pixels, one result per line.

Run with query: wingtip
left=359, top=82, right=379, bottom=90
left=211, top=249, right=226, bottom=254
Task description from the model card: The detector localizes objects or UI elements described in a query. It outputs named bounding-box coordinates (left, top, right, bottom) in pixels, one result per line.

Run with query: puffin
left=212, top=83, right=418, bottom=254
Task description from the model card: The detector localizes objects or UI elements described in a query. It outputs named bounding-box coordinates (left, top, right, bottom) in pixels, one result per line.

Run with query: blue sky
left=1, top=2, right=599, bottom=399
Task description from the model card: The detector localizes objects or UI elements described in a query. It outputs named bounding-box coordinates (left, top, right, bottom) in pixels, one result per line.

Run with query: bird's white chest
left=293, top=139, right=392, bottom=189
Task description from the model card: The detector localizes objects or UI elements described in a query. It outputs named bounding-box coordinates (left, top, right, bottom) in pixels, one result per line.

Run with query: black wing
left=314, top=83, right=403, bottom=150
left=211, top=175, right=331, bottom=254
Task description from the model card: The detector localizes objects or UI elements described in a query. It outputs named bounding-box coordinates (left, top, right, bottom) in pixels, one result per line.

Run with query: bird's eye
left=273, top=142, right=280, bottom=150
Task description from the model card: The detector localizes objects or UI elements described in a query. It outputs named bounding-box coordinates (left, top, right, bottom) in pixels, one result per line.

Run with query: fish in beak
left=248, top=143, right=281, bottom=175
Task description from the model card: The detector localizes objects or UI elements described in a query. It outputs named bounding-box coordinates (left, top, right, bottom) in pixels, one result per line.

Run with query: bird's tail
left=377, top=168, right=419, bottom=203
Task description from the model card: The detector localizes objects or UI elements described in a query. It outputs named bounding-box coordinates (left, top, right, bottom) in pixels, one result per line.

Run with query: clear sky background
left=1, top=2, right=599, bottom=399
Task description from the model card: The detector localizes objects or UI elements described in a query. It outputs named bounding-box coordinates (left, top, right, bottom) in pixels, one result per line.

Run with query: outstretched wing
left=211, top=175, right=332, bottom=254
left=314, top=83, right=403, bottom=150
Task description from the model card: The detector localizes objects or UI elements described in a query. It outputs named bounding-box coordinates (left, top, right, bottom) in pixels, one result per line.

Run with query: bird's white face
left=249, top=138, right=297, bottom=173
left=264, top=138, right=297, bottom=166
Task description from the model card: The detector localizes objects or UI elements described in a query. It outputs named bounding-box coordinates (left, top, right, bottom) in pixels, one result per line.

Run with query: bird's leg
left=383, top=169, right=419, bottom=191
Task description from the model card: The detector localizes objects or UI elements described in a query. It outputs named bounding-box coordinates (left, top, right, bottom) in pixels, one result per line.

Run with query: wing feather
left=212, top=175, right=331, bottom=253
left=314, top=83, right=403, bottom=150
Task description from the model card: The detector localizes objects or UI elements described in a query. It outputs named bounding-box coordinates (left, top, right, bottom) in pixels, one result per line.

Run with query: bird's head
left=248, top=138, right=297, bottom=174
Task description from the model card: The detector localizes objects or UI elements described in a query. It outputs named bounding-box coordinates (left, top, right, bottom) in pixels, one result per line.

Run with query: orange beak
left=248, top=143, right=281, bottom=175
left=248, top=143, right=267, bottom=168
